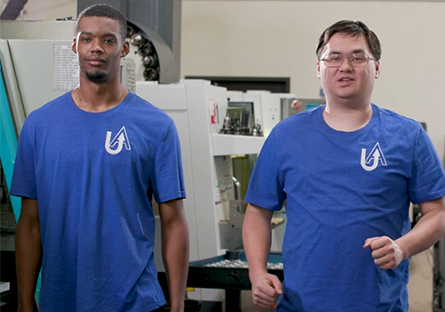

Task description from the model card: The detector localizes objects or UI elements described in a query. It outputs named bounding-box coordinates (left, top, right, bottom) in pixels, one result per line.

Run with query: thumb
left=363, top=237, right=379, bottom=249
left=271, top=277, right=283, bottom=295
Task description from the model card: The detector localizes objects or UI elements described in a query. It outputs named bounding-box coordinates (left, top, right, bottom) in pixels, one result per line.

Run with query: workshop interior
left=1, top=0, right=445, bottom=311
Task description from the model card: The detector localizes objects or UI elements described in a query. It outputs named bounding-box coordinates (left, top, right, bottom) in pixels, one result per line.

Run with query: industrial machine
left=188, top=250, right=284, bottom=312
left=136, top=80, right=269, bottom=308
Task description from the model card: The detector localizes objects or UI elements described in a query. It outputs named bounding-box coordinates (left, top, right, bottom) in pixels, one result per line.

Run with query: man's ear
left=375, top=60, right=380, bottom=79
left=316, top=61, right=321, bottom=79
left=72, top=36, right=77, bottom=54
left=121, top=40, right=130, bottom=58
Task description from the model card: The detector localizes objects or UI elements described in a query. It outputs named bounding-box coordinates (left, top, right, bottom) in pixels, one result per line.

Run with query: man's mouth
left=339, top=77, right=353, bottom=82
left=86, top=58, right=106, bottom=66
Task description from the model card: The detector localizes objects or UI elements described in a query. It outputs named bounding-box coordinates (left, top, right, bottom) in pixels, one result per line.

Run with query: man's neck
left=72, top=79, right=128, bottom=113
left=323, top=100, right=373, bottom=132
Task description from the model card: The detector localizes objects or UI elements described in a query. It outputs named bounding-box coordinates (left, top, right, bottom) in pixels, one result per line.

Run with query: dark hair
left=316, top=20, right=381, bottom=61
left=75, top=3, right=127, bottom=41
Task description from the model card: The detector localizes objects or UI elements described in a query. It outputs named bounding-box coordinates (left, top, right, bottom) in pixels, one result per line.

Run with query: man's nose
left=91, top=39, right=104, bottom=52
left=339, top=56, right=353, bottom=70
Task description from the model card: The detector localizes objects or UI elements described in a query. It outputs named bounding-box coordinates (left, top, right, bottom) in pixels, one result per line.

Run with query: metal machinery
left=136, top=80, right=269, bottom=310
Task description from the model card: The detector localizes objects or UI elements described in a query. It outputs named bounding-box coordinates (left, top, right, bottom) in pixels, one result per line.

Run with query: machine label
left=209, top=100, right=218, bottom=124
left=53, top=44, right=79, bottom=90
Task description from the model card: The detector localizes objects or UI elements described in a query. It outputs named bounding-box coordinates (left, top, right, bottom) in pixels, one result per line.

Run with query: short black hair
left=75, top=3, right=127, bottom=41
left=316, top=20, right=381, bottom=61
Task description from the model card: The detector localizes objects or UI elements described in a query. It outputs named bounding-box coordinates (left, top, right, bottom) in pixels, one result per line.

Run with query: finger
left=375, top=258, right=395, bottom=270
left=371, top=246, right=390, bottom=260
left=373, top=254, right=390, bottom=265
left=257, top=285, right=278, bottom=299
left=363, top=237, right=379, bottom=248
left=258, top=277, right=281, bottom=297
left=253, top=294, right=276, bottom=308
left=271, top=277, right=283, bottom=295
left=255, top=284, right=280, bottom=306
left=366, top=236, right=391, bottom=250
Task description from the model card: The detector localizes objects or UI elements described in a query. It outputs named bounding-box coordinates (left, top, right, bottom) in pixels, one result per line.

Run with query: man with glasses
left=243, top=20, right=445, bottom=311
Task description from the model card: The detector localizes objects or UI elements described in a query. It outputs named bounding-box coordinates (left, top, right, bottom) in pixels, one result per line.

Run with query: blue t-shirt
left=245, top=104, right=445, bottom=312
left=11, top=92, right=186, bottom=312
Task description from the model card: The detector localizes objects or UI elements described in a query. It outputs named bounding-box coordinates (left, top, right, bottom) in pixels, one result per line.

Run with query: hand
left=251, top=273, right=283, bottom=308
left=363, top=236, right=406, bottom=269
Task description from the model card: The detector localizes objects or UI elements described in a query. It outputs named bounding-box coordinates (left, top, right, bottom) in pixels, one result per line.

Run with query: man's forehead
left=323, top=33, right=370, bottom=54
left=77, top=16, right=120, bottom=32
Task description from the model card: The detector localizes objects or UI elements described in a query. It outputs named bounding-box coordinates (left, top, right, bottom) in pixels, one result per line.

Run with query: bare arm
left=242, top=203, right=282, bottom=308
left=158, top=199, right=189, bottom=312
left=364, top=197, right=445, bottom=269
left=15, top=197, right=42, bottom=312
left=398, top=197, right=445, bottom=257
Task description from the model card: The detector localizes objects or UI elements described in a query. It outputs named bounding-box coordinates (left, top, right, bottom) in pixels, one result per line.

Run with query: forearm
left=242, top=204, right=274, bottom=281
left=397, top=200, right=445, bottom=258
left=15, top=219, right=42, bottom=311
left=161, top=217, right=189, bottom=311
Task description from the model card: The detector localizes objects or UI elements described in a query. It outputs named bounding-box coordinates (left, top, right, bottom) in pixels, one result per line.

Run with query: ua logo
left=360, top=142, right=387, bottom=171
left=105, top=126, right=131, bottom=155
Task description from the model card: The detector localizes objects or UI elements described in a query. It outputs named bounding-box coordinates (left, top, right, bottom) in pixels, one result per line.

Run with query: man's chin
left=83, top=71, right=107, bottom=83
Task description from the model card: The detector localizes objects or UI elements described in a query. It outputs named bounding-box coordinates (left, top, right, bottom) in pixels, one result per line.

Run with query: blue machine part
left=0, top=60, right=21, bottom=221
left=0, top=60, right=42, bottom=303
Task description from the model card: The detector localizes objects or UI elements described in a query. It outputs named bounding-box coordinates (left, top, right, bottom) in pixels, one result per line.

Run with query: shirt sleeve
left=408, top=126, right=445, bottom=204
left=10, top=119, right=37, bottom=199
left=244, top=130, right=286, bottom=211
left=151, top=118, right=186, bottom=203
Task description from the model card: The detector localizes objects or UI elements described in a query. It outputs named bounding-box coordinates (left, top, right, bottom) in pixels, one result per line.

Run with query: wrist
left=168, top=301, right=184, bottom=312
left=18, top=302, right=34, bottom=312
left=395, top=237, right=410, bottom=260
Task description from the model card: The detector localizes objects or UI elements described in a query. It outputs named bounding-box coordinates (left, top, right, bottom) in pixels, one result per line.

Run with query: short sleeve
left=151, top=119, right=186, bottom=203
left=10, top=120, right=37, bottom=199
left=408, top=126, right=445, bottom=203
left=244, top=131, right=286, bottom=211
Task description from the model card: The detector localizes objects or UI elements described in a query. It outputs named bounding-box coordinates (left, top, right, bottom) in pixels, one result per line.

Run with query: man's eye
left=329, top=55, right=341, bottom=61
left=104, top=39, right=116, bottom=44
left=81, top=37, right=91, bottom=42
left=352, top=54, right=366, bottom=61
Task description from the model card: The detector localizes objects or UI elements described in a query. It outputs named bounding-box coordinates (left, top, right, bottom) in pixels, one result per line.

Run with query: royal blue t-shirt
left=245, top=104, right=445, bottom=312
left=11, top=92, right=186, bottom=312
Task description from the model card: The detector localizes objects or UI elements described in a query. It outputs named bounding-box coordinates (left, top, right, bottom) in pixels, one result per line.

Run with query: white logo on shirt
left=105, top=126, right=131, bottom=155
left=360, top=142, right=387, bottom=171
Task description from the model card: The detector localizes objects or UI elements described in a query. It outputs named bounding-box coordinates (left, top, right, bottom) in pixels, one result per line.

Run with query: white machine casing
left=136, top=80, right=268, bottom=302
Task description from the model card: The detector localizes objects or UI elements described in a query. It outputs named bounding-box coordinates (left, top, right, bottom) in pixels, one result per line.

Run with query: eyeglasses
left=320, top=52, right=376, bottom=68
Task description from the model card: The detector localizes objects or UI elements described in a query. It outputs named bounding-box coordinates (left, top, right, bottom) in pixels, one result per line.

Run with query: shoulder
left=374, top=104, right=420, bottom=126
left=127, top=93, right=173, bottom=122
left=273, top=105, right=323, bottom=133
left=372, top=104, right=423, bottom=136
left=29, top=92, right=70, bottom=115
left=22, top=92, right=71, bottom=127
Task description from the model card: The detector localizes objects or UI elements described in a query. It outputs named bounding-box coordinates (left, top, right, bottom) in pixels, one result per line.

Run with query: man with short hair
left=243, top=19, right=445, bottom=311
left=11, top=4, right=189, bottom=312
